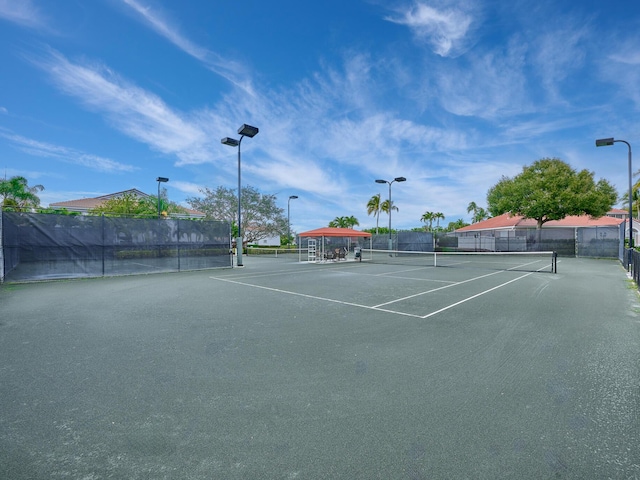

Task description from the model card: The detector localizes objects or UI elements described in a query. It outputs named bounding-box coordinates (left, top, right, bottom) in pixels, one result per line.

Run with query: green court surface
left=1, top=256, right=639, bottom=479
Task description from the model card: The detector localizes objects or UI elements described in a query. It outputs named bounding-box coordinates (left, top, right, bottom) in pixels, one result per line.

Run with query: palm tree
left=366, top=193, right=382, bottom=234
left=467, top=201, right=478, bottom=223
left=446, top=219, right=469, bottom=231
left=0, top=176, right=44, bottom=211
left=473, top=207, right=489, bottom=224
left=380, top=199, right=398, bottom=217
left=344, top=215, right=360, bottom=228
left=329, top=217, right=347, bottom=228
left=434, top=212, right=445, bottom=230
left=379, top=199, right=398, bottom=234
left=622, top=181, right=640, bottom=219
left=329, top=216, right=359, bottom=228
left=421, top=211, right=435, bottom=231
left=467, top=202, right=489, bottom=224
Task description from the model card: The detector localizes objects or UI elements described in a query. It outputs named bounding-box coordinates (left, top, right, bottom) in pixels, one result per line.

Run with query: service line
left=211, top=269, right=536, bottom=320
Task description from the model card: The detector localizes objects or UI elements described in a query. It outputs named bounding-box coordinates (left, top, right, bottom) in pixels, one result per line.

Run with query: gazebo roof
left=298, top=227, right=371, bottom=237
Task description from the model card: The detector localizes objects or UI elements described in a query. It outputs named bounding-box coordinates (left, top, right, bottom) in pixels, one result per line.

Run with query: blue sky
left=1, top=0, right=640, bottom=233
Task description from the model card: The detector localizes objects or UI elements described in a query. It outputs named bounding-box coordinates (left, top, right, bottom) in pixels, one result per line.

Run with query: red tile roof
left=299, top=227, right=371, bottom=237
left=457, top=212, right=624, bottom=232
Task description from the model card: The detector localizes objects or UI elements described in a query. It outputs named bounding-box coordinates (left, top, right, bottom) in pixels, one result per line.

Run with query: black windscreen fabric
left=2, top=212, right=231, bottom=282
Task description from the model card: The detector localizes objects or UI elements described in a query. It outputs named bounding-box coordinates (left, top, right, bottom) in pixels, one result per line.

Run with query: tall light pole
left=288, top=195, right=298, bottom=245
left=156, top=177, right=169, bottom=218
left=222, top=124, right=259, bottom=267
left=596, top=137, right=633, bottom=268
left=375, top=176, right=406, bottom=251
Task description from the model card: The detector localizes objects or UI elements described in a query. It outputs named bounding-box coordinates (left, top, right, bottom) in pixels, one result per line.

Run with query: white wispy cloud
left=434, top=37, right=530, bottom=118
left=530, top=22, right=589, bottom=103
left=1, top=131, right=137, bottom=173
left=169, top=180, right=205, bottom=197
left=0, top=0, right=46, bottom=28
left=20, top=35, right=498, bottom=226
left=0, top=106, right=7, bottom=115
left=27, top=47, right=214, bottom=164
left=385, top=1, right=478, bottom=57
left=600, top=38, right=640, bottom=109
left=119, top=0, right=254, bottom=95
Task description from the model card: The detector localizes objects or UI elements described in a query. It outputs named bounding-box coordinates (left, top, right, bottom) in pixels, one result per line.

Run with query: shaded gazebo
left=298, top=227, right=372, bottom=262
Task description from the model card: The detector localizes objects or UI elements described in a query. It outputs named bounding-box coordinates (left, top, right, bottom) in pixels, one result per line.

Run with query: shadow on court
left=1, top=256, right=639, bottom=479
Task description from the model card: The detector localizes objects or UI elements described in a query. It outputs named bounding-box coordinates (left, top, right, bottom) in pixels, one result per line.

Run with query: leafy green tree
left=366, top=193, right=382, bottom=234
left=0, top=176, right=44, bottom=211
left=487, top=158, right=618, bottom=229
left=363, top=227, right=392, bottom=235
left=187, top=185, right=286, bottom=244
left=89, top=192, right=150, bottom=217
left=89, top=191, right=187, bottom=217
left=37, top=207, right=79, bottom=216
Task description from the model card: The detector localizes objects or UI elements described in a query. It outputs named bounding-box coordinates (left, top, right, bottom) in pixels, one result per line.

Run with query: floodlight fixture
left=288, top=195, right=299, bottom=245
left=594, top=136, right=633, bottom=266
left=221, top=137, right=239, bottom=147
left=238, top=124, right=259, bottom=138
left=374, top=176, right=406, bottom=250
left=156, top=177, right=169, bottom=218
left=595, top=138, right=615, bottom=147
left=222, top=124, right=260, bottom=267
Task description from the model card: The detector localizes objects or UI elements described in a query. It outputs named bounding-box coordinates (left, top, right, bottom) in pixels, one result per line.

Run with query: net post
left=552, top=251, right=557, bottom=274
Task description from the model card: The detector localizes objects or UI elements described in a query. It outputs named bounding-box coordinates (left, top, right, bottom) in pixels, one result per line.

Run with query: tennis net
left=361, top=249, right=557, bottom=273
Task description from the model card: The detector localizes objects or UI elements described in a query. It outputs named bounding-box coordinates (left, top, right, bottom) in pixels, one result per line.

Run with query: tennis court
left=1, top=255, right=639, bottom=479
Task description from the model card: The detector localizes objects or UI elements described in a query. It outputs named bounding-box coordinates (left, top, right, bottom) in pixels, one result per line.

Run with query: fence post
left=0, top=207, right=4, bottom=284
left=101, top=213, right=105, bottom=277
left=177, top=218, right=181, bottom=272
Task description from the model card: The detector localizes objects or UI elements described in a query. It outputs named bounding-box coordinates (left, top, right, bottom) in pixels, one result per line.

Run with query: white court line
left=217, top=266, right=334, bottom=280
left=420, top=272, right=535, bottom=319
left=211, top=268, right=537, bottom=319
left=374, top=265, right=432, bottom=276
left=219, top=265, right=453, bottom=284
left=211, top=277, right=424, bottom=318
left=372, top=269, right=505, bottom=308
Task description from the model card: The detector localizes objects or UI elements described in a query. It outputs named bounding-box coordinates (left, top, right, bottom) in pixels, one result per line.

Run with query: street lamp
left=375, top=176, right=406, bottom=251
left=156, top=177, right=169, bottom=218
left=288, top=195, right=298, bottom=245
left=222, top=124, right=259, bottom=267
left=596, top=137, right=633, bottom=268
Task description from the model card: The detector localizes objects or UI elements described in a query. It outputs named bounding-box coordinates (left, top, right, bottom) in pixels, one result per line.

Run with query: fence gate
left=307, top=239, right=317, bottom=262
